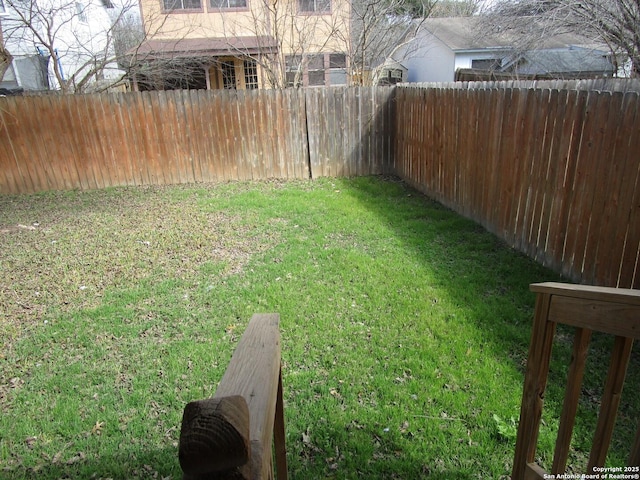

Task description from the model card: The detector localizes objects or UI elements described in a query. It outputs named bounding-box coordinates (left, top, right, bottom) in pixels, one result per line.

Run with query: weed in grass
left=1, top=177, right=638, bottom=479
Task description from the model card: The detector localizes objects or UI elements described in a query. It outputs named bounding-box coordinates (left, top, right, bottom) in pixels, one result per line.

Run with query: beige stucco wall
left=141, top=0, right=350, bottom=56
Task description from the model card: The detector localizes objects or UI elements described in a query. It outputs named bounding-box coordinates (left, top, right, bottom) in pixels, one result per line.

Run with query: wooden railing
left=512, top=283, right=640, bottom=479
left=178, top=313, right=287, bottom=480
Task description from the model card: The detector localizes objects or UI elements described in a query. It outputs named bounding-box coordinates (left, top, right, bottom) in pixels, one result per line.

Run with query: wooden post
left=178, top=314, right=287, bottom=480
left=179, top=395, right=251, bottom=478
left=511, top=292, right=556, bottom=479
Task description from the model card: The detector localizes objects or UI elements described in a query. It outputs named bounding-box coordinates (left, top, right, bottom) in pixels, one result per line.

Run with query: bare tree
left=345, top=0, right=431, bottom=85
left=0, top=20, right=11, bottom=82
left=208, top=0, right=348, bottom=88
left=0, top=0, right=143, bottom=92
left=212, top=0, right=482, bottom=87
left=483, top=0, right=640, bottom=77
left=346, top=0, right=481, bottom=85
left=134, top=0, right=481, bottom=89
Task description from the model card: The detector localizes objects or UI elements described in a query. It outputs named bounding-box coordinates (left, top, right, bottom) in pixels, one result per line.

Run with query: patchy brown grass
left=0, top=185, right=276, bottom=343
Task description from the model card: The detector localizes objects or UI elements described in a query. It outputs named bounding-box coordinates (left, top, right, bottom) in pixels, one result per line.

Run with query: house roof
left=133, top=36, right=278, bottom=60
left=420, top=17, right=603, bottom=53
left=517, top=47, right=615, bottom=76
left=420, top=17, right=512, bottom=51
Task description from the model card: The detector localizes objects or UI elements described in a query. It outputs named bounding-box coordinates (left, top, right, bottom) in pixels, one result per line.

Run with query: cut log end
left=179, top=395, right=250, bottom=476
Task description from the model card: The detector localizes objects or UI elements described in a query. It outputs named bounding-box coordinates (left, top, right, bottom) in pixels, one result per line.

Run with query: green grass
left=1, top=176, right=638, bottom=479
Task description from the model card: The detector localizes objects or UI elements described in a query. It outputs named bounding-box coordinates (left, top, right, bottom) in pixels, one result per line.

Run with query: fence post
left=178, top=313, right=287, bottom=480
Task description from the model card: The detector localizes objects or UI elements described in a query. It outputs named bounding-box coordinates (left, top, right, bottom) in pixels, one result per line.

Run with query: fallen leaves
left=91, top=421, right=105, bottom=436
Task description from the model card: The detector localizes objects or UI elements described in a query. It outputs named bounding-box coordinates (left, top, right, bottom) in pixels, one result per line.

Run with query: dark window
left=329, top=53, right=346, bottom=69
left=308, top=70, right=325, bottom=86
left=307, top=54, right=325, bottom=86
left=378, top=68, right=404, bottom=85
left=286, top=55, right=302, bottom=70
left=163, top=0, right=201, bottom=10
left=221, top=61, right=237, bottom=89
left=210, top=0, right=246, bottom=8
left=307, top=54, right=324, bottom=70
left=299, top=0, right=329, bottom=13
left=471, top=58, right=501, bottom=70
left=285, top=55, right=303, bottom=87
left=285, top=53, right=347, bottom=87
left=328, top=53, right=347, bottom=85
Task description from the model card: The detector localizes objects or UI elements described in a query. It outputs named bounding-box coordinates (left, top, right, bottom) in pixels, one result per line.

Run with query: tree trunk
left=0, top=23, right=11, bottom=82
left=0, top=46, right=11, bottom=81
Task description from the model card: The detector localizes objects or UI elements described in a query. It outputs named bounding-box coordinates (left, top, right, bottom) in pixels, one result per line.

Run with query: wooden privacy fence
left=2, top=83, right=640, bottom=289
left=512, top=283, right=640, bottom=478
left=0, top=87, right=395, bottom=194
left=179, top=313, right=287, bottom=480
left=394, top=85, right=640, bottom=289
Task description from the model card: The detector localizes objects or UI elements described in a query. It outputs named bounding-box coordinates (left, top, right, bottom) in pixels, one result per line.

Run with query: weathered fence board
left=304, top=86, right=395, bottom=179
left=1, top=89, right=322, bottom=192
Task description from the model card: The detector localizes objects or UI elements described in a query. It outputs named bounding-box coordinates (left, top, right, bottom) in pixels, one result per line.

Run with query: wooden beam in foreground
left=179, top=313, right=286, bottom=480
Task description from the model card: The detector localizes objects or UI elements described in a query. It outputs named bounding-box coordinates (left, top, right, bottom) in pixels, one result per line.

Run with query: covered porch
left=129, top=36, right=278, bottom=91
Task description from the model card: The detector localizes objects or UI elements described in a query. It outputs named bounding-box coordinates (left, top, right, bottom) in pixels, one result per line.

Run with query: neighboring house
left=0, top=0, right=124, bottom=93
left=402, top=17, right=615, bottom=83
left=133, top=0, right=351, bottom=89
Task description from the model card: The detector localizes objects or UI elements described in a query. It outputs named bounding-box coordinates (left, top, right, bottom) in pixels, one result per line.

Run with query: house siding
left=404, top=32, right=455, bottom=83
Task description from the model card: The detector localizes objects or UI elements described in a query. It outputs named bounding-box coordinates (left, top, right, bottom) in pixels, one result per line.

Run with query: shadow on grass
left=1, top=446, right=180, bottom=480
left=329, top=176, right=557, bottom=475
left=332, top=175, right=638, bottom=474
left=340, top=174, right=559, bottom=368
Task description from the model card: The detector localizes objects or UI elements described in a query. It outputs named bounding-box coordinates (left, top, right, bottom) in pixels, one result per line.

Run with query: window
left=221, top=61, right=237, bottom=89
left=285, top=55, right=302, bottom=87
left=378, top=68, right=404, bottom=85
left=307, top=54, right=325, bottom=86
left=285, top=53, right=347, bottom=87
left=210, top=0, right=246, bottom=8
left=471, top=58, right=501, bottom=70
left=244, top=59, right=258, bottom=89
left=328, top=53, right=347, bottom=85
left=298, top=0, right=330, bottom=13
left=163, top=0, right=201, bottom=10
left=329, top=53, right=346, bottom=69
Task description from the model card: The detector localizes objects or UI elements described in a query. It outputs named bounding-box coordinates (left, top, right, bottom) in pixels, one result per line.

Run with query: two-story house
left=133, top=0, right=351, bottom=89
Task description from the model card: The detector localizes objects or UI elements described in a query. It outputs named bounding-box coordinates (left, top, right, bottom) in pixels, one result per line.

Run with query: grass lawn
left=1, top=176, right=638, bottom=479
